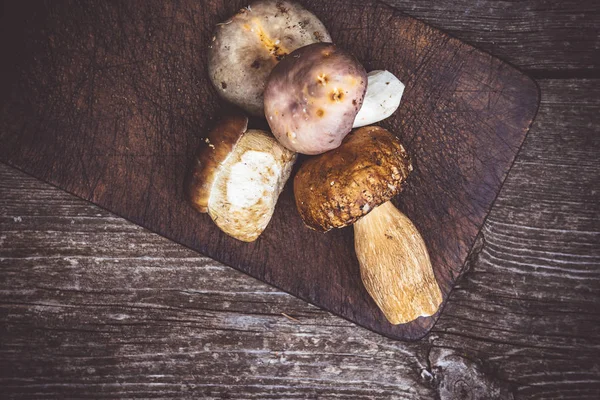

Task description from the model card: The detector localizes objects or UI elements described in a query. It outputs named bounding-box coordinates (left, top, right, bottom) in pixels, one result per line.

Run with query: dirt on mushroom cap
left=264, top=42, right=367, bottom=155
left=294, top=126, right=413, bottom=231
left=208, top=0, right=331, bottom=116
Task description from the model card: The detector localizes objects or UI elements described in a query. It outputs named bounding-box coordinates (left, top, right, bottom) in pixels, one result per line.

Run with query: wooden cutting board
left=0, top=0, right=539, bottom=340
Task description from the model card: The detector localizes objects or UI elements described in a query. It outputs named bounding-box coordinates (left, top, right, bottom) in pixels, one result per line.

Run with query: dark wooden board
left=0, top=0, right=539, bottom=340
left=382, top=0, right=600, bottom=76
left=3, top=78, right=600, bottom=400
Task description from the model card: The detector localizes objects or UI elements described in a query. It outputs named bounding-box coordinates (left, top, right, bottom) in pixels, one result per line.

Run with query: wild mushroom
left=208, top=0, right=331, bottom=116
left=186, top=111, right=296, bottom=242
left=264, top=45, right=406, bottom=154
left=352, top=70, right=405, bottom=128
left=264, top=42, right=367, bottom=155
left=294, top=126, right=442, bottom=324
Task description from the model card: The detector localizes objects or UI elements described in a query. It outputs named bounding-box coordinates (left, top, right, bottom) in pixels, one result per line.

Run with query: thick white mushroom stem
left=353, top=70, right=405, bottom=128
left=354, top=200, right=442, bottom=324
left=208, top=130, right=296, bottom=242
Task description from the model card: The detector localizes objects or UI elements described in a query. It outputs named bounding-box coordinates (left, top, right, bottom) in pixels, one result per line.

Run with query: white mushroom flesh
left=208, top=130, right=296, bottom=242
left=353, top=70, right=405, bottom=128
left=226, top=150, right=281, bottom=209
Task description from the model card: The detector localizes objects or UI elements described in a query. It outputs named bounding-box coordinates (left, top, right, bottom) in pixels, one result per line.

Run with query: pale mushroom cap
left=208, top=0, right=331, bottom=116
left=293, top=126, right=412, bottom=231
left=264, top=43, right=367, bottom=154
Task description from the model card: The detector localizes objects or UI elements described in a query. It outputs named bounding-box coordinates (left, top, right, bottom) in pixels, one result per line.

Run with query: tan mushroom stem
left=354, top=200, right=442, bottom=325
left=293, top=126, right=442, bottom=324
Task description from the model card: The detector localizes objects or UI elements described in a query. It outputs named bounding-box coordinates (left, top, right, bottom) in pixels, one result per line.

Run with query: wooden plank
left=0, top=0, right=539, bottom=340
left=383, top=0, right=600, bottom=75
left=1, top=79, right=598, bottom=398
left=431, top=78, right=600, bottom=399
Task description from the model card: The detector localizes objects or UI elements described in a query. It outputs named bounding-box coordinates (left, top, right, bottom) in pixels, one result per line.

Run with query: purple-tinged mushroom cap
left=264, top=43, right=367, bottom=155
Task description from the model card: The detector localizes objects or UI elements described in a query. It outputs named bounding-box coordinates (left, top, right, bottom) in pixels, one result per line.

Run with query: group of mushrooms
left=186, top=0, right=442, bottom=325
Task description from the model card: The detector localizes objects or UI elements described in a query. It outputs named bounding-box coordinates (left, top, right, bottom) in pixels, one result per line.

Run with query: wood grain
left=0, top=0, right=539, bottom=340
left=1, top=79, right=598, bottom=398
left=383, top=0, right=600, bottom=76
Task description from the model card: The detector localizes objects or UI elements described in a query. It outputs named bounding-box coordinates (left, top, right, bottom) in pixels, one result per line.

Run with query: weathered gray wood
left=431, top=78, right=600, bottom=400
left=1, top=79, right=599, bottom=398
left=0, top=165, right=438, bottom=399
left=383, top=0, right=600, bottom=75
left=0, top=0, right=541, bottom=340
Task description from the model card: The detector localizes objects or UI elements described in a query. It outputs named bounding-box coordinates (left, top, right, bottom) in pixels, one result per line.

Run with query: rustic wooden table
left=1, top=1, right=598, bottom=398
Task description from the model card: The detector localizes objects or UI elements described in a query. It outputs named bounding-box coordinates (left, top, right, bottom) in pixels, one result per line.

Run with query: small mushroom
left=352, top=70, right=405, bottom=128
left=294, top=126, right=442, bottom=324
left=264, top=42, right=367, bottom=155
left=208, top=0, right=331, bottom=116
left=187, top=111, right=296, bottom=242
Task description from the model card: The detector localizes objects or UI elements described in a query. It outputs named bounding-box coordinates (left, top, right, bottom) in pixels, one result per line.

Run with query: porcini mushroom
left=187, top=111, right=296, bottom=242
left=208, top=0, right=331, bottom=116
left=294, top=126, right=442, bottom=324
left=264, top=42, right=367, bottom=155
left=352, top=70, right=405, bottom=128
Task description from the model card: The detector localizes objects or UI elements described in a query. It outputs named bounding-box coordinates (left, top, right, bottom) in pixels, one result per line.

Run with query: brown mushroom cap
left=264, top=43, right=367, bottom=155
left=294, top=126, right=413, bottom=231
left=186, top=111, right=248, bottom=213
left=208, top=0, right=331, bottom=116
